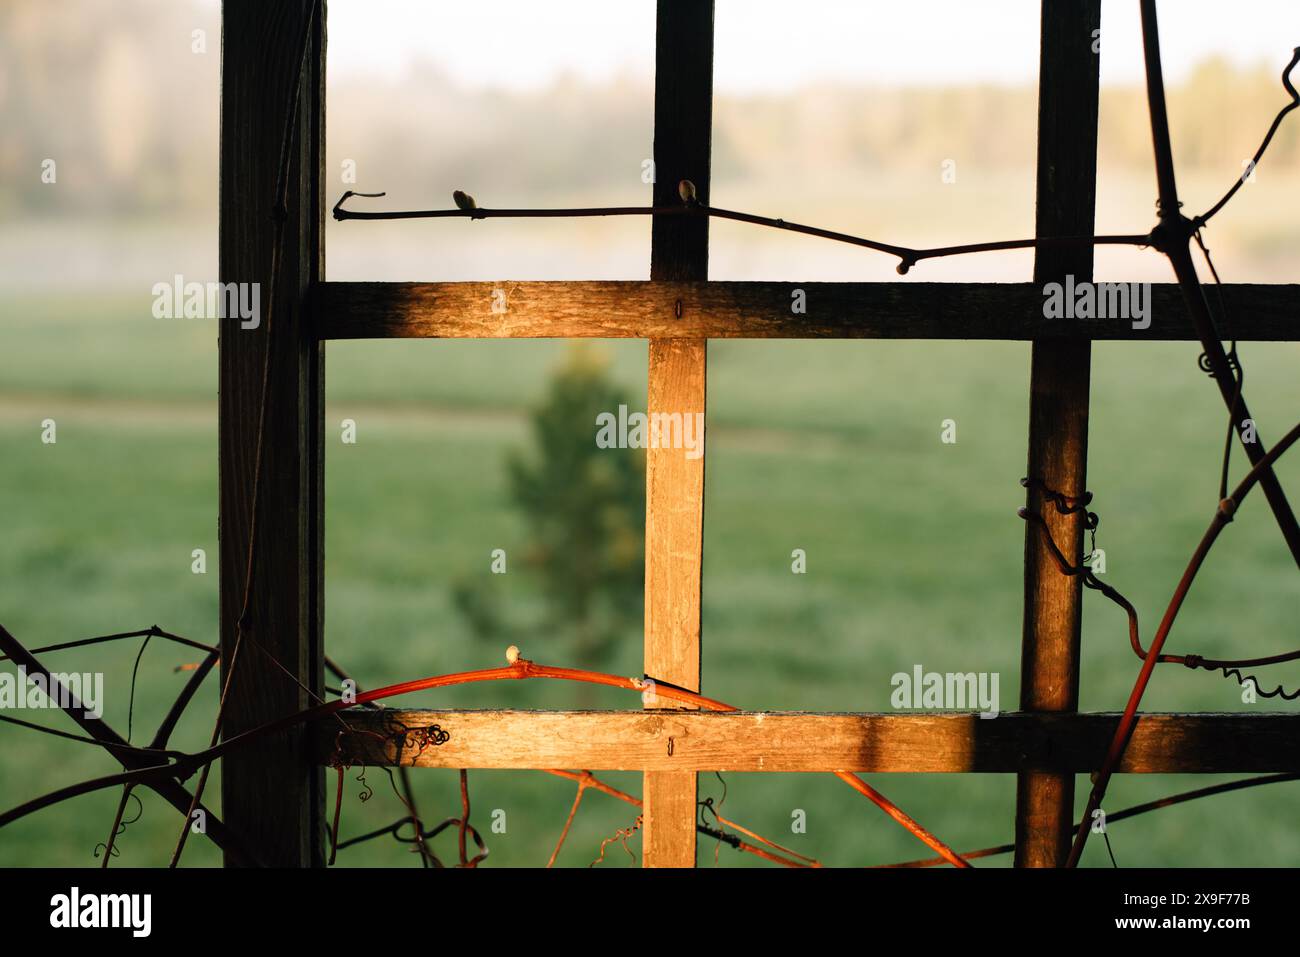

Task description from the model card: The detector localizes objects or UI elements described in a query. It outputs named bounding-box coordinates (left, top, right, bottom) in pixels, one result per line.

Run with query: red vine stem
left=1066, top=418, right=1300, bottom=867
left=543, top=769, right=817, bottom=868
left=546, top=774, right=589, bottom=868
left=339, top=659, right=968, bottom=867
left=0, top=651, right=969, bottom=867
left=884, top=772, right=1300, bottom=868
left=704, top=805, right=821, bottom=868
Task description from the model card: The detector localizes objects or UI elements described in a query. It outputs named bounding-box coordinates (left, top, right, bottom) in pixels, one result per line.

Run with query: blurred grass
left=0, top=293, right=1297, bottom=868
left=4, top=4, right=1299, bottom=869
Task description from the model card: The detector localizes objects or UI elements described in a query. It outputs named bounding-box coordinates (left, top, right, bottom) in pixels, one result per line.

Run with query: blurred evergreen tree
left=453, top=344, right=645, bottom=668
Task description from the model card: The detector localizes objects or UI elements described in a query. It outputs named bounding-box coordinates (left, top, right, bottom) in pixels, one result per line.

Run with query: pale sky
left=319, top=0, right=1300, bottom=91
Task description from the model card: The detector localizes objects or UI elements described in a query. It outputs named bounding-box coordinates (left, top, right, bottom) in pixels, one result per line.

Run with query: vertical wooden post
left=1015, top=0, right=1100, bottom=868
left=643, top=0, right=714, bottom=868
left=219, top=0, right=327, bottom=867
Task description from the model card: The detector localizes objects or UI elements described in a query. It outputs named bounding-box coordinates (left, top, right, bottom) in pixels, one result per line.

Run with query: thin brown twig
left=591, top=814, right=643, bottom=867
left=332, top=189, right=1152, bottom=276
left=548, top=775, right=589, bottom=868
left=0, top=626, right=216, bottom=662
left=326, top=657, right=438, bottom=867
left=150, top=651, right=219, bottom=750
left=97, top=785, right=137, bottom=868
left=0, top=650, right=968, bottom=866
left=1067, top=413, right=1300, bottom=867
left=1193, top=46, right=1300, bottom=227
left=703, top=802, right=820, bottom=867
left=169, top=0, right=323, bottom=870
left=457, top=769, right=471, bottom=867
left=328, top=765, right=345, bottom=866
left=168, top=630, right=243, bottom=867
left=1022, top=495, right=1300, bottom=679
left=0, top=713, right=176, bottom=756
left=882, top=772, right=1300, bottom=868
left=0, top=623, right=258, bottom=865
left=542, top=769, right=818, bottom=868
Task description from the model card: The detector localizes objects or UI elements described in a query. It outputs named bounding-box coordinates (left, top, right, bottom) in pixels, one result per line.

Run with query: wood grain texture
left=1016, top=0, right=1100, bottom=869
left=218, top=0, right=326, bottom=867
left=641, top=340, right=707, bottom=865
left=644, top=340, right=707, bottom=693
left=642, top=0, right=714, bottom=869
left=318, top=280, right=1300, bottom=341
left=313, top=710, right=1300, bottom=774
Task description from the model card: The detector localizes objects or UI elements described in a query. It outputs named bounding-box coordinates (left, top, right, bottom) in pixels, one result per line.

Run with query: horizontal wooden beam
left=312, top=709, right=1300, bottom=774
left=317, top=281, right=1300, bottom=341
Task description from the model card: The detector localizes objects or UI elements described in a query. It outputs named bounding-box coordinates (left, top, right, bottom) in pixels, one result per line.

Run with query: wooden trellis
left=218, top=0, right=1300, bottom=867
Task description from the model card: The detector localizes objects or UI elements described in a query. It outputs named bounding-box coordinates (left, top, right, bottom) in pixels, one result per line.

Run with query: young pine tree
left=453, top=344, right=645, bottom=670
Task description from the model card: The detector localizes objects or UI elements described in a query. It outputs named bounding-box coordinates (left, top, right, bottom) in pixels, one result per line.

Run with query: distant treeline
left=2, top=0, right=1294, bottom=217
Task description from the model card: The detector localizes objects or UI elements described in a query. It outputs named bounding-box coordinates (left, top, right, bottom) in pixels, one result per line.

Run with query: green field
left=1, top=292, right=1298, bottom=868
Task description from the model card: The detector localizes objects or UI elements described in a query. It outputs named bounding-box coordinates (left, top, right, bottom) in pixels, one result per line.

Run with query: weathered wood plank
left=1016, top=0, right=1100, bottom=869
left=313, top=710, right=1300, bottom=774
left=644, top=341, right=707, bottom=694
left=643, top=340, right=707, bottom=867
left=641, top=0, right=714, bottom=868
left=219, top=0, right=327, bottom=867
left=317, top=280, right=1300, bottom=340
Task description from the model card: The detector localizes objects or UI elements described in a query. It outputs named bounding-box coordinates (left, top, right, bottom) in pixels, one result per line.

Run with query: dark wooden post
left=218, top=0, right=327, bottom=867
left=1015, top=0, right=1101, bottom=868
left=643, top=0, right=714, bottom=868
